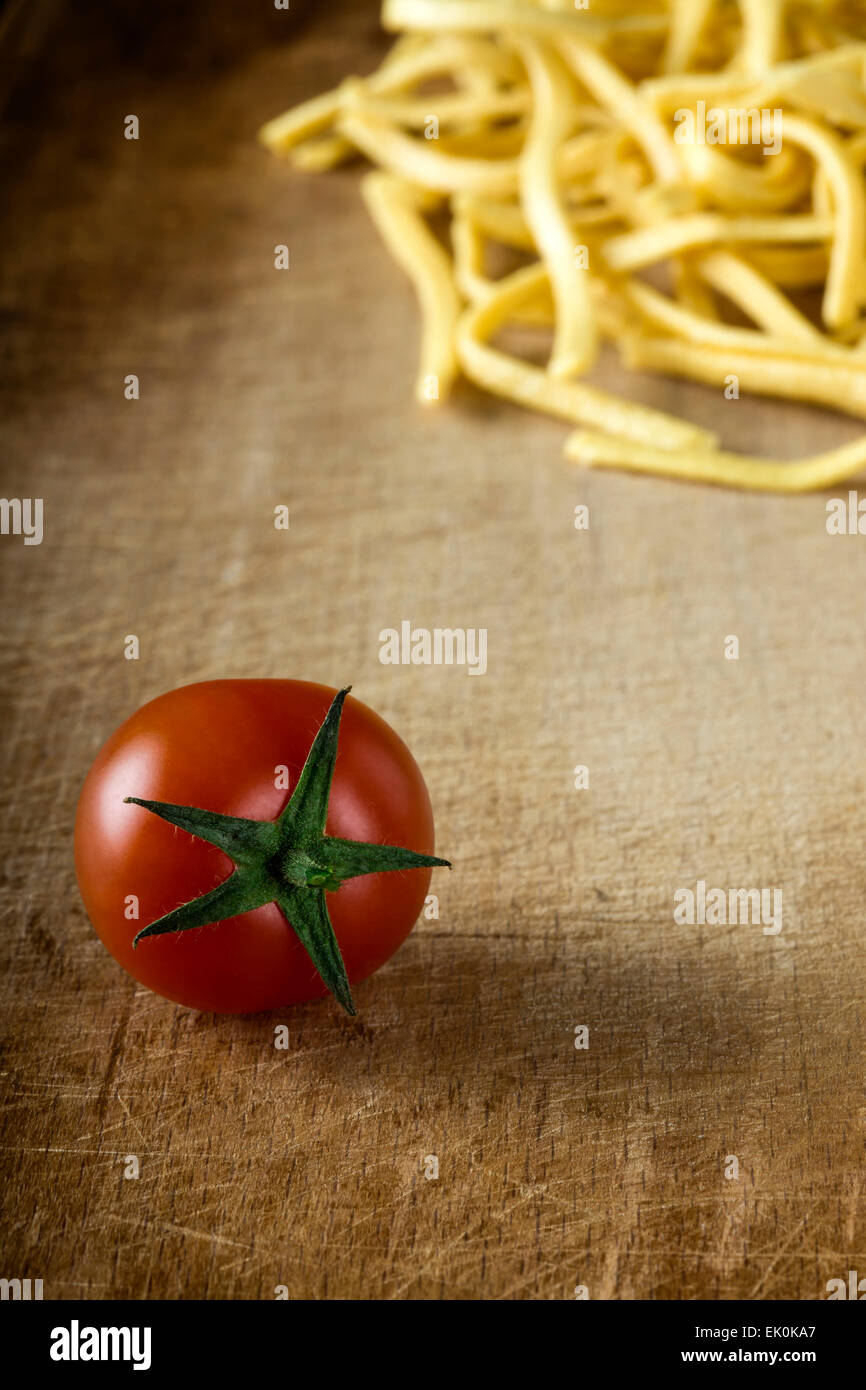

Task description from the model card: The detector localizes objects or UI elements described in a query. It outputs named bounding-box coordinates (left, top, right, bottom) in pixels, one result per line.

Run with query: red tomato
left=74, top=680, right=438, bottom=1013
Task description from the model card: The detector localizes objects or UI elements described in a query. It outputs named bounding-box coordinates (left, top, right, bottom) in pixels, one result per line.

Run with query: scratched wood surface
left=1, top=0, right=865, bottom=1302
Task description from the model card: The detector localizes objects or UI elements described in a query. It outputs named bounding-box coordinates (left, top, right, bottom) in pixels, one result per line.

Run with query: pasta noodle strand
left=262, top=0, right=866, bottom=493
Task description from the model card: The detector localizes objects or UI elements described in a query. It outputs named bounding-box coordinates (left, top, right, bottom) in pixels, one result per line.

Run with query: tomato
left=74, top=680, right=445, bottom=1014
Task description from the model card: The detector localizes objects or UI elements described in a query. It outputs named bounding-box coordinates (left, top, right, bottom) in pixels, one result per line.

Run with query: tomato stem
left=123, top=687, right=450, bottom=1014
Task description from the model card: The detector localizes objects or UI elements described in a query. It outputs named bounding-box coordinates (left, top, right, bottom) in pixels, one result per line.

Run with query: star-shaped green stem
left=124, top=687, right=450, bottom=1015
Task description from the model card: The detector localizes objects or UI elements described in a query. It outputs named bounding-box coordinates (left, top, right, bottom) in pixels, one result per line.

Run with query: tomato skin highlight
left=74, top=680, right=437, bottom=1013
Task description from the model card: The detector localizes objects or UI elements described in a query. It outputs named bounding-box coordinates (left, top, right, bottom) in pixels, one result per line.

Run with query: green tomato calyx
left=123, top=686, right=450, bottom=1015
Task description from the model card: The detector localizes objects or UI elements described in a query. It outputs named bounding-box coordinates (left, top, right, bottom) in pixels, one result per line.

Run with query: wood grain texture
left=1, top=0, right=865, bottom=1301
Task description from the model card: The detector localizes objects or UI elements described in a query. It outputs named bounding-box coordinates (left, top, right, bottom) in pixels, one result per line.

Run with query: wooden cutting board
left=1, top=0, right=864, bottom=1301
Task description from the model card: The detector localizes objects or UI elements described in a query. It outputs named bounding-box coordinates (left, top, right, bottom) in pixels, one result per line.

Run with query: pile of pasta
left=261, top=0, right=866, bottom=492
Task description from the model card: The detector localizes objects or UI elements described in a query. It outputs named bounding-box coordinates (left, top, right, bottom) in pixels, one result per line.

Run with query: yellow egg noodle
left=261, top=0, right=866, bottom=492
